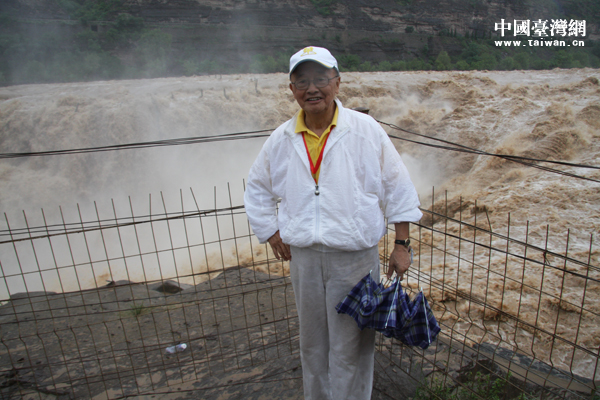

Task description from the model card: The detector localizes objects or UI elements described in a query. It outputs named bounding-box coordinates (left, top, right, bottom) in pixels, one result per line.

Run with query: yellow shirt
left=294, top=106, right=339, bottom=183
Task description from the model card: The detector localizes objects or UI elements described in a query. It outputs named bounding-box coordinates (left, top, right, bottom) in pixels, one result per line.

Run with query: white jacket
left=244, top=99, right=422, bottom=251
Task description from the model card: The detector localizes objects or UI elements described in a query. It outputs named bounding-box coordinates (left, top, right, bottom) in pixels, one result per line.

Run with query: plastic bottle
left=165, top=343, right=187, bottom=354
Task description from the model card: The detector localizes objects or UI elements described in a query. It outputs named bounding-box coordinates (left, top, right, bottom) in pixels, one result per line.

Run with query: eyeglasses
left=291, top=75, right=339, bottom=90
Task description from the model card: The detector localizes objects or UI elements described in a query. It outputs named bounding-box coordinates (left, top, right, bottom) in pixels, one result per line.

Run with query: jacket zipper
left=314, top=183, right=320, bottom=244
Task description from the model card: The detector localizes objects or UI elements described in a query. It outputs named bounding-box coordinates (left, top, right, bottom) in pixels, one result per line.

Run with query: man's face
left=289, top=62, right=340, bottom=117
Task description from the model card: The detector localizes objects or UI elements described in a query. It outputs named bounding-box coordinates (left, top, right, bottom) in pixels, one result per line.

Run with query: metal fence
left=0, top=187, right=598, bottom=399
left=378, top=190, right=599, bottom=400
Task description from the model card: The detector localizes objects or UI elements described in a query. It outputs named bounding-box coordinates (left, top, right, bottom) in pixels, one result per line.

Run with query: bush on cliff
left=434, top=51, right=452, bottom=70
left=73, top=0, right=125, bottom=25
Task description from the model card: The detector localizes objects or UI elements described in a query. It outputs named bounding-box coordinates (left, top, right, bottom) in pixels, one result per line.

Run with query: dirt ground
left=2, top=265, right=581, bottom=400
left=0, top=266, right=434, bottom=399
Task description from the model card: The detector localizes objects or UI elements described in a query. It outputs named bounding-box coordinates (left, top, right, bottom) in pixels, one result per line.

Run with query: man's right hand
left=267, top=231, right=291, bottom=261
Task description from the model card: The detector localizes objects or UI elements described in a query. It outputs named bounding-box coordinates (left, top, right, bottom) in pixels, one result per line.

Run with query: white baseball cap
left=289, top=46, right=338, bottom=77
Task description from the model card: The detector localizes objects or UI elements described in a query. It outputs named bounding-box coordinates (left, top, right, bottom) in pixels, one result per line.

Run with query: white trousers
left=289, top=245, right=379, bottom=400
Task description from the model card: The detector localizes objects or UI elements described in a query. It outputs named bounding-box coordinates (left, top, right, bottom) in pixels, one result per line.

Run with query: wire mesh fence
left=0, top=186, right=598, bottom=399
left=378, top=190, right=599, bottom=400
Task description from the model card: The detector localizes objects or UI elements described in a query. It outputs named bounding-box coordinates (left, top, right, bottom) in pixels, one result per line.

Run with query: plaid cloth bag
left=335, top=271, right=441, bottom=350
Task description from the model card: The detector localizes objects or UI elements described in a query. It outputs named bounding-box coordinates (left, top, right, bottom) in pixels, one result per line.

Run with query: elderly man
left=244, top=46, right=422, bottom=400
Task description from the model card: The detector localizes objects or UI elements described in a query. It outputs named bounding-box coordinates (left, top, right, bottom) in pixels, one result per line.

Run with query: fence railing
left=0, top=187, right=598, bottom=399
left=379, top=191, right=599, bottom=400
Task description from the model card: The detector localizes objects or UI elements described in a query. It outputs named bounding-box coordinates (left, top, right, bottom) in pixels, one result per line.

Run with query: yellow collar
left=294, top=106, right=339, bottom=138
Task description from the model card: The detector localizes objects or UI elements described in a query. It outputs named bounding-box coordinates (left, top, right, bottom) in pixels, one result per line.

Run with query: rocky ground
left=0, top=266, right=591, bottom=399
left=0, top=265, right=445, bottom=399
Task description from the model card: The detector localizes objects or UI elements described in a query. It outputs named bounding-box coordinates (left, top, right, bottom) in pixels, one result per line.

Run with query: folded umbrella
left=335, top=271, right=441, bottom=350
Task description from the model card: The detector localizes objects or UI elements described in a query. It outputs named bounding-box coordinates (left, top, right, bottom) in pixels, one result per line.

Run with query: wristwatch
left=394, top=239, right=410, bottom=247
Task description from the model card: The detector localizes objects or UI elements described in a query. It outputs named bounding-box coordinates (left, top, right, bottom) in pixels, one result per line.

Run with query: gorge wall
left=2, top=0, right=597, bottom=68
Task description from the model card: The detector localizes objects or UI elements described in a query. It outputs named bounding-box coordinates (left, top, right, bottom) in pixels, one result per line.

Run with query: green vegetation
left=435, top=51, right=452, bottom=70
left=249, top=54, right=288, bottom=74
left=310, top=0, right=337, bottom=16
left=129, top=302, right=146, bottom=317
left=414, top=371, right=535, bottom=400
left=559, top=0, right=600, bottom=25
left=414, top=377, right=456, bottom=400
left=335, top=34, right=600, bottom=72
left=72, top=0, right=125, bottom=24
left=0, top=9, right=174, bottom=84
left=136, top=29, right=173, bottom=78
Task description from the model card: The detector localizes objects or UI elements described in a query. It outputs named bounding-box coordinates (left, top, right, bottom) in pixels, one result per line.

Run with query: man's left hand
left=386, top=245, right=411, bottom=281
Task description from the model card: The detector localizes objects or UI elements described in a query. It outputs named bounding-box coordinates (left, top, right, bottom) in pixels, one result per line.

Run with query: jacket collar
left=285, top=99, right=350, bottom=169
left=285, top=98, right=348, bottom=136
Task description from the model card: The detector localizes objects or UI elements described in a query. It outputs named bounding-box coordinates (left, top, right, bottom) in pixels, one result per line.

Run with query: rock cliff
left=5, top=0, right=594, bottom=36
left=0, top=0, right=597, bottom=74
